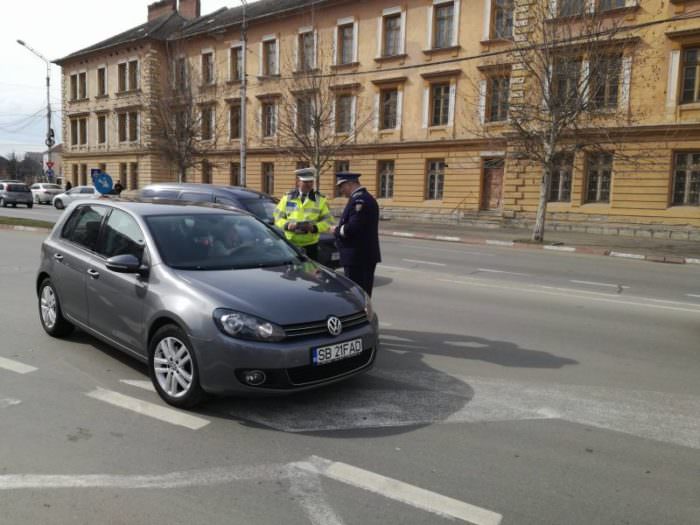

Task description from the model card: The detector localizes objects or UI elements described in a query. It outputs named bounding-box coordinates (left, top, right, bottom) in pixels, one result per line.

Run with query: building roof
left=54, top=12, right=187, bottom=65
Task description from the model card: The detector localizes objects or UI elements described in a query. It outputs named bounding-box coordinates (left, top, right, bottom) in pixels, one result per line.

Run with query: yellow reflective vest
left=274, top=190, right=334, bottom=247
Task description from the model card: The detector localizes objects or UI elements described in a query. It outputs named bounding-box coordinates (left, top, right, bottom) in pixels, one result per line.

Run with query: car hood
left=172, top=262, right=365, bottom=325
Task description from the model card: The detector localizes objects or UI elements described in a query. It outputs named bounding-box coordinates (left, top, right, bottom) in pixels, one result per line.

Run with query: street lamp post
left=239, top=0, right=248, bottom=187
left=17, top=39, right=55, bottom=182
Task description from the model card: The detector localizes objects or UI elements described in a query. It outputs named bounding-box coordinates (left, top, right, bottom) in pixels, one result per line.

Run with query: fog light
left=243, top=370, right=266, bottom=386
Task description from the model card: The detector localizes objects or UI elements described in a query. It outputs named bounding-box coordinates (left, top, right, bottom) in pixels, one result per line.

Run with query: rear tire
left=54, top=199, right=64, bottom=209
left=27, top=203, right=33, bottom=209
left=149, top=325, right=205, bottom=408
left=38, top=278, right=74, bottom=337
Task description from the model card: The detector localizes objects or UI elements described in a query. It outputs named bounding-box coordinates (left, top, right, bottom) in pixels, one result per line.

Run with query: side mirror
left=106, top=254, right=146, bottom=275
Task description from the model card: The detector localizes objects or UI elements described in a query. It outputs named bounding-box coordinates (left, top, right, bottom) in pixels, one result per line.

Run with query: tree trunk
left=178, top=166, right=186, bottom=184
left=532, top=162, right=551, bottom=242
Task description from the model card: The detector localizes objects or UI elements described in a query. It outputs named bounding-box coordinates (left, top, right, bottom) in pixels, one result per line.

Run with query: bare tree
left=271, top=35, right=374, bottom=189
left=152, top=36, right=227, bottom=183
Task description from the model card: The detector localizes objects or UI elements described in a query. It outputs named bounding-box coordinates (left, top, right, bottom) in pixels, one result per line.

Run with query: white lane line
left=399, top=243, right=495, bottom=256
left=377, top=264, right=407, bottom=271
left=86, top=388, right=209, bottom=430
left=477, top=268, right=530, bottom=277
left=298, top=456, right=502, bottom=525
left=379, top=321, right=393, bottom=327
left=570, top=280, right=629, bottom=289
left=119, top=379, right=155, bottom=392
left=686, top=294, right=700, bottom=299
left=1, top=398, right=22, bottom=409
left=0, top=357, right=37, bottom=375
left=402, top=258, right=446, bottom=267
left=380, top=334, right=413, bottom=342
left=435, top=235, right=461, bottom=242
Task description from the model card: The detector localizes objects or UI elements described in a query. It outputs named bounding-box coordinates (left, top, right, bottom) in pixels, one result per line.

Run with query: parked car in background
left=0, top=182, right=33, bottom=208
left=30, top=183, right=63, bottom=204
left=134, top=183, right=341, bottom=268
left=53, top=185, right=99, bottom=209
left=36, top=201, right=378, bottom=407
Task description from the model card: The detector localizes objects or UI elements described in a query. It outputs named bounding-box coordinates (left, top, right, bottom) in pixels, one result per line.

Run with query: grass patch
left=0, top=216, right=53, bottom=230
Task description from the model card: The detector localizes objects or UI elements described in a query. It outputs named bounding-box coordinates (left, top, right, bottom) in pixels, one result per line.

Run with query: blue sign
left=46, top=168, right=55, bottom=178
left=91, top=169, right=113, bottom=195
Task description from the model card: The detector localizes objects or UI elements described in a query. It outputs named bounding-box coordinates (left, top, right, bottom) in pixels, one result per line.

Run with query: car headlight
left=213, top=308, right=285, bottom=342
left=363, top=292, right=374, bottom=321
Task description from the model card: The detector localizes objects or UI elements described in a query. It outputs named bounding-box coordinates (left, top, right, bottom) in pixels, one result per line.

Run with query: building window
left=119, top=163, right=127, bottom=187
left=70, top=74, right=78, bottom=101
left=128, top=60, right=138, bottom=90
left=298, top=31, right=315, bottom=72
left=230, top=46, right=243, bottom=81
left=487, top=75, right=510, bottom=122
left=586, top=152, right=612, bottom=203
left=262, top=162, right=274, bottom=194
left=72, top=164, right=79, bottom=185
left=297, top=96, right=313, bottom=135
left=378, top=160, right=395, bottom=199
left=128, top=112, right=138, bottom=142
left=433, top=2, right=454, bottom=49
left=335, top=94, right=353, bottom=133
left=263, top=40, right=277, bottom=76
left=553, top=56, right=582, bottom=107
left=201, top=106, right=214, bottom=140
left=426, top=160, right=445, bottom=200
left=430, top=83, right=451, bottom=126
left=70, top=118, right=87, bottom=146
left=338, top=24, right=354, bottom=65
left=380, top=88, right=398, bottom=129
left=97, top=67, right=106, bottom=96
left=70, top=119, right=78, bottom=146
left=492, top=0, right=514, bottom=39
left=78, top=118, right=87, bottom=145
left=335, top=160, right=349, bottom=197
left=202, top=51, right=214, bottom=85
left=549, top=153, right=573, bottom=202
left=80, top=164, right=88, bottom=186
left=591, top=54, right=621, bottom=110
left=230, top=103, right=241, bottom=139
left=558, top=0, right=585, bottom=16
left=97, top=115, right=106, bottom=144
left=78, top=72, right=87, bottom=99
left=129, top=162, right=138, bottom=190
left=230, top=162, right=241, bottom=186
left=599, top=0, right=625, bottom=11
left=202, top=160, right=213, bottom=184
left=118, top=60, right=138, bottom=92
left=262, top=102, right=276, bottom=137
left=175, top=57, right=188, bottom=90
left=681, top=48, right=700, bottom=104
left=383, top=14, right=402, bottom=57
left=118, top=112, right=138, bottom=142
left=672, top=152, right=700, bottom=206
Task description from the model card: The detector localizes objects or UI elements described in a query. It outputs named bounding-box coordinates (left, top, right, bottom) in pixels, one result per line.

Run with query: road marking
left=477, top=268, right=530, bottom=276
left=435, top=235, right=461, bottom=242
left=381, top=334, right=413, bottom=342
left=399, top=243, right=495, bottom=256
left=0, top=357, right=37, bottom=375
left=86, top=388, right=209, bottom=430
left=686, top=294, right=700, bottom=299
left=1, top=398, right=21, bottom=409
left=119, top=379, right=155, bottom=392
left=297, top=456, right=502, bottom=525
left=377, top=264, right=407, bottom=271
left=402, top=258, right=446, bottom=267
left=609, top=251, right=645, bottom=260
left=379, top=321, right=393, bottom=327
left=485, top=240, right=514, bottom=247
left=543, top=245, right=576, bottom=252
left=570, top=280, right=629, bottom=289
left=389, top=232, right=416, bottom=238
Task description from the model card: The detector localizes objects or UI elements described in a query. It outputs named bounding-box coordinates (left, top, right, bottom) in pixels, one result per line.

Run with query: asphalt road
left=1, top=228, right=699, bottom=525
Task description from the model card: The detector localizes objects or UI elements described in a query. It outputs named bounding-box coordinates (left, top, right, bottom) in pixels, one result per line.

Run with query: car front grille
left=286, top=347, right=374, bottom=386
left=283, top=311, right=368, bottom=340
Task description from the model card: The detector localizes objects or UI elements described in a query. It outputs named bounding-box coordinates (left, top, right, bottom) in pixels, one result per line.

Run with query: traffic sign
left=46, top=169, right=55, bottom=178
left=91, top=169, right=113, bottom=195
left=46, top=161, right=54, bottom=169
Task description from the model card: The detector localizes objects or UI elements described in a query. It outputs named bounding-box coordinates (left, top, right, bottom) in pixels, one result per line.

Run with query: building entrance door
left=481, top=158, right=505, bottom=211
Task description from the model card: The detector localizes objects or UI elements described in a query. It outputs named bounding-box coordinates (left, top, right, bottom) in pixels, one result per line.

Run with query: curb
left=379, top=229, right=700, bottom=265
left=0, top=224, right=52, bottom=233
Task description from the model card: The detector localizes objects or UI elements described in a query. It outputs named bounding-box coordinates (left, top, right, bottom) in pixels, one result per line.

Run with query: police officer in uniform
left=274, top=167, right=334, bottom=261
left=333, top=172, right=381, bottom=296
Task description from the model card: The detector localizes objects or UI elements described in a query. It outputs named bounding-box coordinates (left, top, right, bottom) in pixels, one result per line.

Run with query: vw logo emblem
left=327, top=316, right=343, bottom=336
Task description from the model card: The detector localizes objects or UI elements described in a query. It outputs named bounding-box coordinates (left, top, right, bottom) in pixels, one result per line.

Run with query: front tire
left=54, top=199, right=64, bottom=210
left=149, top=325, right=205, bottom=408
left=38, top=278, right=74, bottom=337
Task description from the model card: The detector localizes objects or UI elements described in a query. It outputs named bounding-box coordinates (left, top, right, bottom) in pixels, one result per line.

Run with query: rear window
left=8, top=184, right=30, bottom=192
left=239, top=198, right=277, bottom=223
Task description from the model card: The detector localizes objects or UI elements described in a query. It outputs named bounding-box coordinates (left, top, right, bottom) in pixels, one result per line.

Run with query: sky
left=0, top=0, right=235, bottom=159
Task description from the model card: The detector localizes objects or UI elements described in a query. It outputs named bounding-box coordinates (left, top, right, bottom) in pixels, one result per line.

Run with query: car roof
left=141, top=183, right=273, bottom=200
left=77, top=198, right=248, bottom=218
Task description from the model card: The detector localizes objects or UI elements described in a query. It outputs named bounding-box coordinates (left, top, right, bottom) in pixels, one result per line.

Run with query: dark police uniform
left=334, top=173, right=381, bottom=296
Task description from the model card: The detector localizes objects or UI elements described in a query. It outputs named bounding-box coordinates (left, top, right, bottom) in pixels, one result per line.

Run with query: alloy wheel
left=40, top=285, right=57, bottom=329
left=153, top=336, right=194, bottom=399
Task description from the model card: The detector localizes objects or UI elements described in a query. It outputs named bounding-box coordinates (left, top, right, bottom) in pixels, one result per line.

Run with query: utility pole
left=17, top=39, right=55, bottom=182
left=239, top=0, right=248, bottom=187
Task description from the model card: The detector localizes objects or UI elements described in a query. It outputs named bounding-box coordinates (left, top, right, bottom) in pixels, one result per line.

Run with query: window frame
left=548, top=153, right=574, bottom=202
left=585, top=152, right=613, bottom=203
left=377, top=160, right=395, bottom=199
left=672, top=152, right=700, bottom=206
left=430, top=82, right=451, bottom=127
left=380, top=88, right=399, bottom=130
left=491, top=0, right=514, bottom=40
left=433, top=1, right=455, bottom=49
left=486, top=74, right=510, bottom=122
left=426, top=159, right=446, bottom=200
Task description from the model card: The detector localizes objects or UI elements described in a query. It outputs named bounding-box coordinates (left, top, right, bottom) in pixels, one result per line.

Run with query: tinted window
left=80, top=187, right=95, bottom=194
left=8, top=184, right=30, bottom=192
left=31, top=185, right=39, bottom=190
left=239, top=198, right=277, bottom=223
left=179, top=191, right=213, bottom=202
left=142, top=189, right=180, bottom=199
left=62, top=205, right=108, bottom=251
left=145, top=213, right=299, bottom=270
left=97, top=209, right=145, bottom=260
left=215, top=196, right=239, bottom=207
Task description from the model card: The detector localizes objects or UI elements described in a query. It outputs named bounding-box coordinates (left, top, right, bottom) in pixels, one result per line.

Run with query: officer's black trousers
left=302, top=243, right=319, bottom=262
left=344, top=264, right=377, bottom=296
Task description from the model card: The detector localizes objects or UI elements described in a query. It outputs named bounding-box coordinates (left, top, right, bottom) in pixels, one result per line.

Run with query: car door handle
left=53, top=253, right=64, bottom=262
left=87, top=269, right=100, bottom=279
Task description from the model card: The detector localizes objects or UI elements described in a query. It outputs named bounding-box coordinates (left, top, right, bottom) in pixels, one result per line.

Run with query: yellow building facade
left=56, top=0, right=700, bottom=238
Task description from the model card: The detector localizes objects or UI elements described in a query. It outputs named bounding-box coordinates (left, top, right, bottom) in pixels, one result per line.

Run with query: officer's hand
left=330, top=225, right=337, bottom=235
left=287, top=222, right=297, bottom=231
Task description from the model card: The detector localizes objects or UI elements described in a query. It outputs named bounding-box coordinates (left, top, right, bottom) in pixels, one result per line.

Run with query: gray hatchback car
left=36, top=200, right=378, bottom=407
left=0, top=182, right=33, bottom=208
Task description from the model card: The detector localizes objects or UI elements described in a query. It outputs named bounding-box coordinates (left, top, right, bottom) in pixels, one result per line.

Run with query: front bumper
left=191, top=317, right=379, bottom=395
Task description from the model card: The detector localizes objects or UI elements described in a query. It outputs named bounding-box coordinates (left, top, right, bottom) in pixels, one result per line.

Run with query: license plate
left=312, top=338, right=363, bottom=366
left=331, top=252, right=340, bottom=261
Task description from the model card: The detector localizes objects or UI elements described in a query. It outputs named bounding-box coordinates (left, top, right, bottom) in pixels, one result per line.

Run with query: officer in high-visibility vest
left=274, top=167, right=334, bottom=262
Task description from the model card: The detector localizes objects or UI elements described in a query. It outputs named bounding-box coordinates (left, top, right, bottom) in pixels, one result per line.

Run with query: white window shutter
left=587, top=0, right=595, bottom=14
left=478, top=80, right=487, bottom=124
left=543, top=64, right=552, bottom=107
left=396, top=90, right=403, bottom=129
left=353, top=21, right=359, bottom=62
left=548, top=0, right=557, bottom=18
left=621, top=55, right=632, bottom=111
left=275, top=40, right=280, bottom=75
left=258, top=106, right=263, bottom=138
left=274, top=103, right=279, bottom=135
left=400, top=11, right=407, bottom=54
left=667, top=50, right=680, bottom=109
left=313, top=29, right=318, bottom=69
left=427, top=6, right=434, bottom=49
left=422, top=87, right=430, bottom=128
left=624, top=0, right=638, bottom=6
left=581, top=59, right=590, bottom=104
left=448, top=82, right=456, bottom=126
left=452, top=0, right=461, bottom=47
left=483, top=0, right=492, bottom=40
left=294, top=35, right=299, bottom=71
left=331, top=98, right=336, bottom=132
left=332, top=27, right=338, bottom=65
left=373, top=93, right=380, bottom=130
left=350, top=95, right=357, bottom=134
left=259, top=43, right=263, bottom=75
left=376, top=17, right=383, bottom=57
left=293, top=103, right=298, bottom=132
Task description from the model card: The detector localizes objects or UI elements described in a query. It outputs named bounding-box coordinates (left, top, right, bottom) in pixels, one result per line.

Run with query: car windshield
left=239, top=197, right=277, bottom=223
left=145, top=213, right=302, bottom=270
left=8, top=184, right=30, bottom=192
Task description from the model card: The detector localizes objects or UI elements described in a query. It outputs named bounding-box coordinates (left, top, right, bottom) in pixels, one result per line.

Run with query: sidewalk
left=378, top=220, right=700, bottom=265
